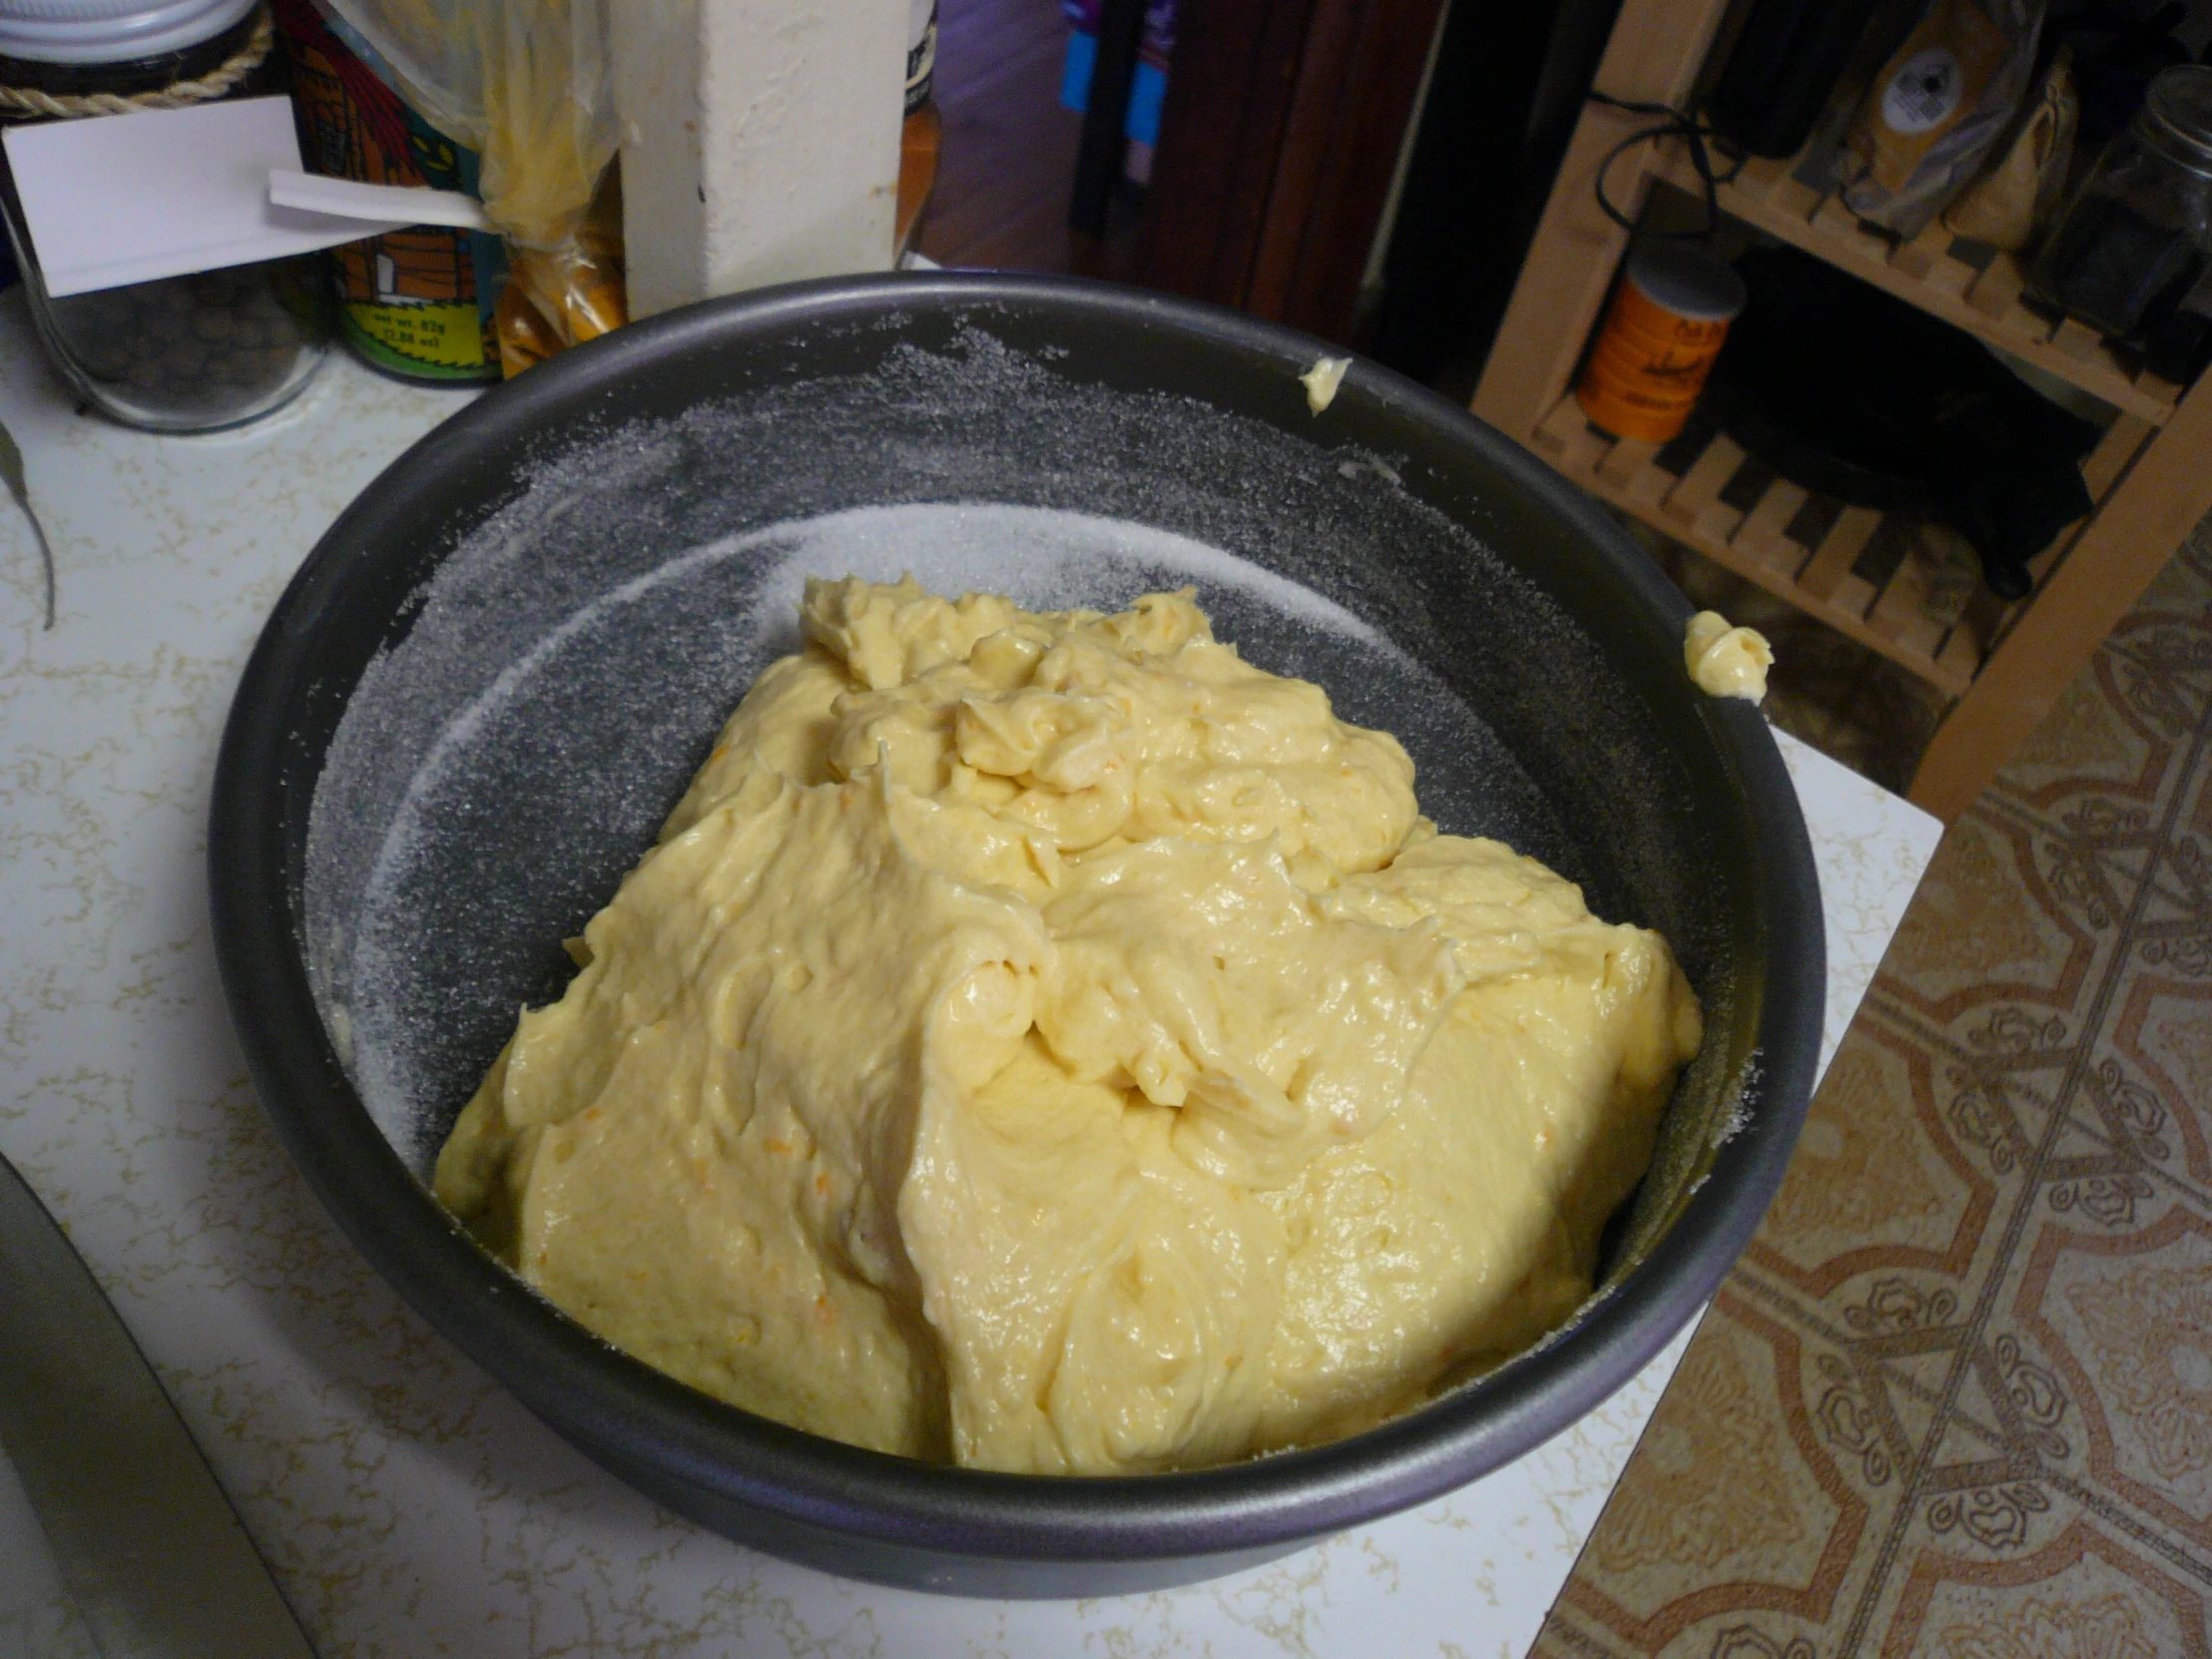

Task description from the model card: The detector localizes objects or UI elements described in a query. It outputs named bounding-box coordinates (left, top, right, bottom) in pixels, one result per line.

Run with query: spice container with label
left=0, top=0, right=330, bottom=431
left=1577, top=242, right=1747, bottom=444
left=2030, top=64, right=2212, bottom=342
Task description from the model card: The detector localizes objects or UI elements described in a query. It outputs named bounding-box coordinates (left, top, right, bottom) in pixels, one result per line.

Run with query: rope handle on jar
left=0, top=5, right=274, bottom=119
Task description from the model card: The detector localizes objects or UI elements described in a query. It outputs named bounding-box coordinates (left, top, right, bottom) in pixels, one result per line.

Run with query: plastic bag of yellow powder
left=320, top=0, right=625, bottom=374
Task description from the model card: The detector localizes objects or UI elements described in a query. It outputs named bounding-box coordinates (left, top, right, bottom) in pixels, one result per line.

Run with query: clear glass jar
left=2030, top=64, right=2212, bottom=343
left=0, top=1, right=330, bottom=432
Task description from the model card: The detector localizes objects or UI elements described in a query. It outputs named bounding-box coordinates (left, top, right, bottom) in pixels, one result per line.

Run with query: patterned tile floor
left=1539, top=520, right=2212, bottom=1658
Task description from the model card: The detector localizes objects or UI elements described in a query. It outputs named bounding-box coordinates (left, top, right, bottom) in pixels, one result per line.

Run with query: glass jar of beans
left=0, top=1, right=330, bottom=431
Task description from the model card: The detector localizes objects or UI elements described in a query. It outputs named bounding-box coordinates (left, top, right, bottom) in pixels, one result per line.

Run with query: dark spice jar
left=0, top=0, right=330, bottom=431
left=2030, top=64, right=2212, bottom=346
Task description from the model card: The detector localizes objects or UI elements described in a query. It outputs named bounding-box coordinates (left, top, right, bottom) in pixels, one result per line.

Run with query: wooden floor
left=917, top=0, right=1139, bottom=274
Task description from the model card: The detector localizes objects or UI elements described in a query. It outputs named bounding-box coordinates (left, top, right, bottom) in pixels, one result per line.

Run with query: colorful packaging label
left=1060, top=0, right=1176, bottom=146
left=1576, top=271, right=1737, bottom=444
left=274, top=0, right=507, bottom=382
left=906, top=0, right=938, bottom=113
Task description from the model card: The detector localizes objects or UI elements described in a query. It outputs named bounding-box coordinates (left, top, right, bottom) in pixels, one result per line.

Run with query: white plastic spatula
left=266, top=168, right=493, bottom=234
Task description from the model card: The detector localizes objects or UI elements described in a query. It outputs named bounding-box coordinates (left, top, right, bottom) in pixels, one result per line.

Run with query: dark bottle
left=1707, top=0, right=1886, bottom=159
left=2142, top=265, right=2212, bottom=382
left=2031, top=64, right=2212, bottom=342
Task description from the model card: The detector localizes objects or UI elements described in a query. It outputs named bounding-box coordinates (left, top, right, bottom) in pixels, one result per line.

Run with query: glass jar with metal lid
left=2030, top=64, right=2212, bottom=345
left=0, top=0, right=330, bottom=431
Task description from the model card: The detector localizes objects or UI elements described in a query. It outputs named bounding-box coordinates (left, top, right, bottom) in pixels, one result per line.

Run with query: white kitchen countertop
left=0, top=288, right=1942, bottom=1659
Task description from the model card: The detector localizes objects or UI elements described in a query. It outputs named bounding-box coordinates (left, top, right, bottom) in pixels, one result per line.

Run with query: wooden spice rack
left=1473, top=0, right=2212, bottom=821
left=1528, top=379, right=2155, bottom=701
left=1651, top=147, right=2185, bottom=426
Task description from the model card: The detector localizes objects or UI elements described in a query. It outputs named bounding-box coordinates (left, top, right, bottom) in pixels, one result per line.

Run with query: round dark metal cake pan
left=209, top=272, right=1824, bottom=1598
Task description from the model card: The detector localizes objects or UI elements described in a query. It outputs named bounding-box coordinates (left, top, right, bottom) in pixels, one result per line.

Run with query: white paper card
left=3, top=97, right=412, bottom=297
left=267, top=169, right=493, bottom=233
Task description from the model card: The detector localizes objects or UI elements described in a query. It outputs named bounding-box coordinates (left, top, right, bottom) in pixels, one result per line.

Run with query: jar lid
left=0, top=0, right=256, bottom=65
left=2140, top=63, right=2212, bottom=177
left=1624, top=241, right=1748, bottom=322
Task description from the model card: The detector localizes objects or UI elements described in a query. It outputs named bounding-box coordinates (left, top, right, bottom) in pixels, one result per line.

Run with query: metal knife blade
left=0, top=1150, right=317, bottom=1659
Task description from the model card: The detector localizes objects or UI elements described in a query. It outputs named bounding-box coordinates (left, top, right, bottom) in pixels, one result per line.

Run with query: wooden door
left=1132, top=0, right=1450, bottom=343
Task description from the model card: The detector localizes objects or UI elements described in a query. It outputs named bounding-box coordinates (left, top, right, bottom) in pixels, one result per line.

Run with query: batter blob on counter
left=433, top=578, right=1703, bottom=1474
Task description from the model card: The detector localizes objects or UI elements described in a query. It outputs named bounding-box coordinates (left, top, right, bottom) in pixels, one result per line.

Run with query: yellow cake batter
left=433, top=578, right=1703, bottom=1474
left=1685, top=610, right=1773, bottom=702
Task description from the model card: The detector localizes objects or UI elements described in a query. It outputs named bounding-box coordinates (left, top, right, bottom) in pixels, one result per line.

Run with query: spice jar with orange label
left=1576, top=242, right=1747, bottom=444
